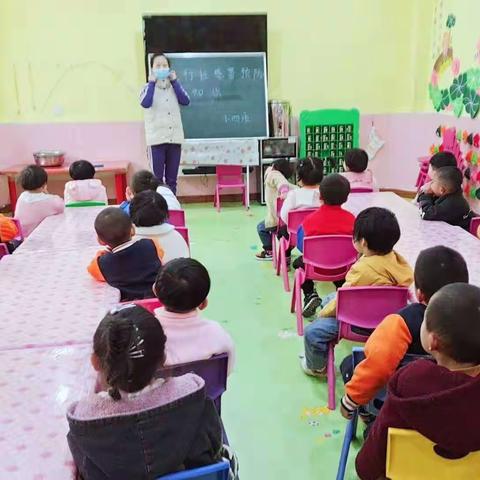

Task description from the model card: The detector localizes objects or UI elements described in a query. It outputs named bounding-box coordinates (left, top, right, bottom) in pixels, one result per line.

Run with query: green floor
left=185, top=202, right=361, bottom=480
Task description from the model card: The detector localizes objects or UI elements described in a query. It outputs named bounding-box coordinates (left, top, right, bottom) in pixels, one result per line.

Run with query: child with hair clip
left=14, top=164, right=64, bottom=236
left=356, top=283, right=480, bottom=480
left=120, top=170, right=181, bottom=216
left=130, top=190, right=189, bottom=262
left=67, top=304, right=238, bottom=480
left=256, top=158, right=296, bottom=260
left=341, top=148, right=378, bottom=191
left=64, top=160, right=108, bottom=205
left=279, top=157, right=324, bottom=224
left=153, top=258, right=235, bottom=374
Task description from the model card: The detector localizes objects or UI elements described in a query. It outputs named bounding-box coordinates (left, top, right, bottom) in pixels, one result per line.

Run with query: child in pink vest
left=14, top=165, right=64, bottom=236
left=153, top=258, right=235, bottom=374
left=64, top=160, right=108, bottom=205
left=341, top=149, right=377, bottom=191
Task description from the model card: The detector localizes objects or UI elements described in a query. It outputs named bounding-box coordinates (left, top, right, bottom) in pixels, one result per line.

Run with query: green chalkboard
left=166, top=52, right=268, bottom=139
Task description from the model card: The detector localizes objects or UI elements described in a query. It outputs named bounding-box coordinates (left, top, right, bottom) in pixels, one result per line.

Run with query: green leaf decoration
left=440, top=89, right=450, bottom=110
left=452, top=97, right=464, bottom=117
left=463, top=88, right=480, bottom=118
left=429, top=84, right=443, bottom=111
left=465, top=68, right=480, bottom=90
left=449, top=73, right=468, bottom=100
left=446, top=14, right=456, bottom=28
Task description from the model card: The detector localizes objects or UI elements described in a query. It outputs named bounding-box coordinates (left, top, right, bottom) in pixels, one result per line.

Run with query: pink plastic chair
left=0, top=244, right=9, bottom=259
left=326, top=286, right=409, bottom=409
left=168, top=209, right=186, bottom=227
left=469, top=217, right=480, bottom=238
left=277, top=208, right=317, bottom=292
left=214, top=165, right=247, bottom=212
left=416, top=156, right=430, bottom=190
left=131, top=298, right=163, bottom=313
left=291, top=236, right=357, bottom=336
left=175, top=226, right=190, bottom=251
left=271, top=197, right=285, bottom=271
left=350, top=187, right=373, bottom=193
left=12, top=219, right=24, bottom=241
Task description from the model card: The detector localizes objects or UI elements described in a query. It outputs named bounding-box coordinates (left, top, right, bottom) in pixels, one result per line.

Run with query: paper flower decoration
left=452, top=58, right=461, bottom=77
left=463, top=88, right=480, bottom=118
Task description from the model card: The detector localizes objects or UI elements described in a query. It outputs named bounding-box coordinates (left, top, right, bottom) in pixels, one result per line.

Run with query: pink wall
left=1, top=114, right=478, bottom=207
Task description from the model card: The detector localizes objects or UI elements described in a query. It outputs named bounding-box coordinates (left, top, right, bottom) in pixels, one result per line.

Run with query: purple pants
left=151, top=143, right=181, bottom=194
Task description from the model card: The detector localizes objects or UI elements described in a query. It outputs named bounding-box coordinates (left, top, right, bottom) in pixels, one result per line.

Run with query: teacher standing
left=140, top=53, right=190, bottom=194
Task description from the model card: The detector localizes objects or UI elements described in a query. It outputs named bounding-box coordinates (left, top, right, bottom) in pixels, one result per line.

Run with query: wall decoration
left=429, top=12, right=480, bottom=119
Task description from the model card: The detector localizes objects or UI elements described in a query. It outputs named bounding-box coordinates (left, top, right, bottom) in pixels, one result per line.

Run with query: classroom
left=1, top=1, right=480, bottom=479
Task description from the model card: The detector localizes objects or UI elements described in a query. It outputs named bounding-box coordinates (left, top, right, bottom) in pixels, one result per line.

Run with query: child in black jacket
left=418, top=166, right=474, bottom=231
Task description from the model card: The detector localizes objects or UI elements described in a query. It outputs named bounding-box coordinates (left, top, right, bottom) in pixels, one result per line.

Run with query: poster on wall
left=429, top=1, right=480, bottom=119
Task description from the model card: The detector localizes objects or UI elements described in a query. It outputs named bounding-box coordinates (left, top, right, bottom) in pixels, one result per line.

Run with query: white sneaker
left=299, top=355, right=327, bottom=377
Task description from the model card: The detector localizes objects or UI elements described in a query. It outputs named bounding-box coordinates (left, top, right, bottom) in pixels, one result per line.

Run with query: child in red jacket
left=294, top=174, right=355, bottom=317
left=356, top=282, right=480, bottom=480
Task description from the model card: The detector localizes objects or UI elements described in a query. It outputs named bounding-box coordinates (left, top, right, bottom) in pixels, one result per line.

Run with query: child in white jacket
left=64, top=160, right=108, bottom=205
left=131, top=190, right=189, bottom=262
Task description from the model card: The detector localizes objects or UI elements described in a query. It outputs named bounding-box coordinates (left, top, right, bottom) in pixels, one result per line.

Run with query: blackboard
left=165, top=52, right=268, bottom=139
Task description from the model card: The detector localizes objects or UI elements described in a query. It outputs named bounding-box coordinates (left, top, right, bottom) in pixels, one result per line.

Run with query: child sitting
left=130, top=190, right=189, bottom=262
left=418, top=150, right=457, bottom=195
left=295, top=174, right=356, bottom=317
left=14, top=165, right=64, bottom=236
left=279, top=156, right=324, bottom=224
left=301, top=207, right=413, bottom=376
left=341, top=148, right=377, bottom=191
left=64, top=160, right=108, bottom=205
left=256, top=159, right=296, bottom=260
left=120, top=170, right=181, bottom=215
left=340, top=245, right=469, bottom=420
left=356, top=283, right=480, bottom=480
left=87, top=207, right=163, bottom=301
left=418, top=166, right=473, bottom=230
left=154, top=257, right=235, bottom=374
left=67, top=305, right=238, bottom=480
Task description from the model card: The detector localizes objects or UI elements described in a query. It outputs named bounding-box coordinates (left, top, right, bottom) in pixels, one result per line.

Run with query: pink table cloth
left=345, top=192, right=480, bottom=285
left=15, top=207, right=106, bottom=254
left=0, top=248, right=119, bottom=350
left=0, top=344, right=94, bottom=480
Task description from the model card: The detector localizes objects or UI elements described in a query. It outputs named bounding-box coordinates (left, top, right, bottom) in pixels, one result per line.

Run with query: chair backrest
left=350, top=187, right=373, bottom=193
left=0, top=243, right=9, bottom=259
left=132, top=298, right=163, bottom=313
left=286, top=208, right=317, bottom=247
left=157, top=353, right=228, bottom=413
left=337, top=286, right=409, bottom=341
left=441, top=127, right=463, bottom=169
left=157, top=461, right=230, bottom=480
left=216, top=165, right=244, bottom=186
left=386, top=427, right=480, bottom=480
left=303, top=235, right=357, bottom=271
left=12, top=218, right=24, bottom=241
left=175, top=226, right=190, bottom=247
left=169, top=209, right=186, bottom=227
left=65, top=201, right=107, bottom=207
left=469, top=217, right=480, bottom=237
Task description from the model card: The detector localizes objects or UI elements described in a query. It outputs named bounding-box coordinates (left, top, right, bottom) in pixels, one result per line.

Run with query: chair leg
left=281, top=250, right=290, bottom=292
left=276, top=239, right=284, bottom=277
left=272, top=234, right=278, bottom=271
left=336, top=416, right=356, bottom=480
left=294, top=270, right=304, bottom=336
left=327, top=343, right=336, bottom=410
left=216, top=187, right=221, bottom=213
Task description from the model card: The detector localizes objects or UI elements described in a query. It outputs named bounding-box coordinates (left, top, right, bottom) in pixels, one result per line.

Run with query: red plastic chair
left=214, top=165, right=246, bottom=212
left=0, top=244, right=9, bottom=259
left=168, top=209, right=186, bottom=227
left=469, top=217, right=480, bottom=238
left=291, top=236, right=357, bottom=336
left=175, top=226, right=190, bottom=252
left=132, top=298, right=163, bottom=313
left=277, top=208, right=317, bottom=292
left=271, top=197, right=285, bottom=271
left=326, top=286, right=409, bottom=410
left=350, top=187, right=373, bottom=193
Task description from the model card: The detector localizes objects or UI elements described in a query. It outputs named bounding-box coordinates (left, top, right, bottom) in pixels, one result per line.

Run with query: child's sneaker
left=299, top=355, right=327, bottom=377
left=256, top=250, right=273, bottom=261
left=302, top=292, right=322, bottom=318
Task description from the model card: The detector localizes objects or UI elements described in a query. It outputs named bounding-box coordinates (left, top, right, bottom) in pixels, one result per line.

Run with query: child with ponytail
left=67, top=305, right=238, bottom=479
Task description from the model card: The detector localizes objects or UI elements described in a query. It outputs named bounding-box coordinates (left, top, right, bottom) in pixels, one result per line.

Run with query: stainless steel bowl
left=33, top=150, right=65, bottom=167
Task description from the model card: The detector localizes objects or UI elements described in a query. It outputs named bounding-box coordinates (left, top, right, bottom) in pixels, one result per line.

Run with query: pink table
left=15, top=206, right=106, bottom=254
left=0, top=344, right=95, bottom=479
left=0, top=248, right=119, bottom=350
left=345, top=192, right=480, bottom=285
